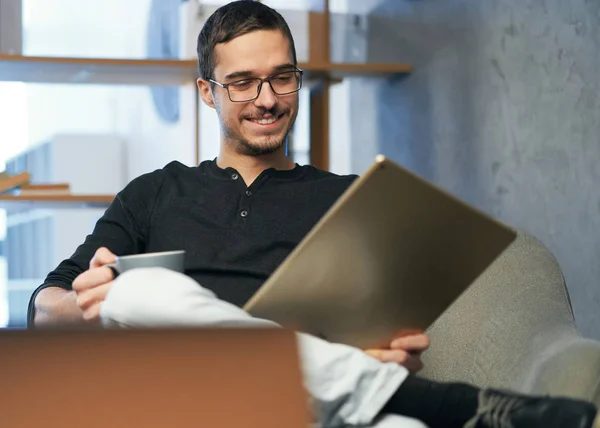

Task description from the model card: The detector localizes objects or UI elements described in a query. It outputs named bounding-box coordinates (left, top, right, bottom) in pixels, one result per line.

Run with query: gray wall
left=344, top=0, right=600, bottom=338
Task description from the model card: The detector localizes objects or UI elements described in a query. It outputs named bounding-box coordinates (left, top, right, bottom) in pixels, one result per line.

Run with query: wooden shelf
left=0, top=55, right=199, bottom=86
left=0, top=194, right=114, bottom=214
left=299, top=62, right=413, bottom=79
left=0, top=55, right=412, bottom=86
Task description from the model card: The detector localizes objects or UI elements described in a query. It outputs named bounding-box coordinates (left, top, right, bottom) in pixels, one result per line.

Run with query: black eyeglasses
left=209, top=68, right=304, bottom=102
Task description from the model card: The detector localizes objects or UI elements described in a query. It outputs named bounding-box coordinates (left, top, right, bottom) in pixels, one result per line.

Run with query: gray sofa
left=420, top=230, right=600, bottom=407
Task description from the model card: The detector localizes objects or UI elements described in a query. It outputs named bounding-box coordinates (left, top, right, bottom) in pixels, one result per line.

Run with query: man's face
left=201, top=30, right=299, bottom=156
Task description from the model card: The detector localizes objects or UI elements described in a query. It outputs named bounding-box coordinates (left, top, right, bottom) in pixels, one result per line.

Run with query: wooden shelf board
left=0, top=194, right=114, bottom=214
left=0, top=55, right=412, bottom=86
left=0, top=55, right=199, bottom=86
left=299, top=62, right=413, bottom=78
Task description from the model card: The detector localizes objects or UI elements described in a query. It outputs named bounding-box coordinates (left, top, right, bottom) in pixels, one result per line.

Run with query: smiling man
left=198, top=7, right=302, bottom=184
left=205, top=37, right=300, bottom=155
left=28, top=1, right=597, bottom=427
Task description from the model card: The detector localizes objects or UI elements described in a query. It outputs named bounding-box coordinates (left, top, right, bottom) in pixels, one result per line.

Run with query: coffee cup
left=106, top=250, right=185, bottom=278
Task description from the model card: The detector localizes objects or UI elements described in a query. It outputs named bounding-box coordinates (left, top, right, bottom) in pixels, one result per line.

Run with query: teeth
left=252, top=117, right=278, bottom=125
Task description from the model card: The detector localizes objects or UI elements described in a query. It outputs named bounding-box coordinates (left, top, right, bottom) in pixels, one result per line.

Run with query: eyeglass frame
left=208, top=68, right=304, bottom=103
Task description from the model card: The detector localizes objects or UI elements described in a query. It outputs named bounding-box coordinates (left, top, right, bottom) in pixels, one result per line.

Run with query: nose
left=253, top=81, right=277, bottom=110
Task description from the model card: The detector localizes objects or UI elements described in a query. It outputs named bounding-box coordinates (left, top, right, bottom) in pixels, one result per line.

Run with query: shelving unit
left=0, top=54, right=411, bottom=85
left=0, top=1, right=412, bottom=210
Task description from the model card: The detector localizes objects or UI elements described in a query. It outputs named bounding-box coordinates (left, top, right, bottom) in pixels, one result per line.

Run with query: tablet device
left=245, top=155, right=516, bottom=349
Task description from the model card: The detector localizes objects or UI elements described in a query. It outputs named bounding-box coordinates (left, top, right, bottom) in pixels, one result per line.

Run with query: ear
left=197, top=78, right=216, bottom=109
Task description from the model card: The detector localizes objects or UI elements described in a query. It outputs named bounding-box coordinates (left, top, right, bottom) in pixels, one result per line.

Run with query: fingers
left=365, top=349, right=424, bottom=373
left=75, top=282, right=112, bottom=323
left=369, top=349, right=408, bottom=364
left=90, top=247, right=117, bottom=269
left=73, top=247, right=117, bottom=324
left=82, top=302, right=103, bottom=323
left=73, top=265, right=115, bottom=293
left=69, top=247, right=117, bottom=324
left=365, top=349, right=386, bottom=360
left=390, top=334, right=430, bottom=353
left=75, top=282, right=112, bottom=310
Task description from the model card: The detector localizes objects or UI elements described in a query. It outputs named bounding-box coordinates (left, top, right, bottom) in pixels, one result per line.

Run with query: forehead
left=213, top=30, right=293, bottom=79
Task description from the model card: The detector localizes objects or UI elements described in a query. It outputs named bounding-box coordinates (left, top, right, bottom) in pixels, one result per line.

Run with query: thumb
left=90, top=247, right=117, bottom=269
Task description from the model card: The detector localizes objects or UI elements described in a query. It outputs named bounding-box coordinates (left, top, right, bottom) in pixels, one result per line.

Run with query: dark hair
left=196, top=0, right=298, bottom=80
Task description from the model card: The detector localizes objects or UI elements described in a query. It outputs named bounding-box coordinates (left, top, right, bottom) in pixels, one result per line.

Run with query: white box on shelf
left=5, top=134, right=126, bottom=194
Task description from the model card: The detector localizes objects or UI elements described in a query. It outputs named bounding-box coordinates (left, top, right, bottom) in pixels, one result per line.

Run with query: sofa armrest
left=522, top=337, right=600, bottom=406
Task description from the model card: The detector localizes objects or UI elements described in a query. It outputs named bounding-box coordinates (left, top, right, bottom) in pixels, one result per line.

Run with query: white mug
left=106, top=250, right=185, bottom=278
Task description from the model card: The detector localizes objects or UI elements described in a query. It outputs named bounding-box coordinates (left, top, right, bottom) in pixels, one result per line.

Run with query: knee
left=101, top=267, right=215, bottom=327
left=114, top=267, right=216, bottom=300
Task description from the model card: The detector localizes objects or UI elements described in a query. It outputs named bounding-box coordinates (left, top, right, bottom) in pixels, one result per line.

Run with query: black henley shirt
left=27, top=159, right=357, bottom=325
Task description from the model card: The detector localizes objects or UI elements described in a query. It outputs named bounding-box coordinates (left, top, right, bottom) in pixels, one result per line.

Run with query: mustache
left=243, top=107, right=288, bottom=120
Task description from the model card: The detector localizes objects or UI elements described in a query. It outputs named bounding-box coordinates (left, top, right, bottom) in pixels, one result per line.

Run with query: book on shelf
left=0, top=171, right=31, bottom=193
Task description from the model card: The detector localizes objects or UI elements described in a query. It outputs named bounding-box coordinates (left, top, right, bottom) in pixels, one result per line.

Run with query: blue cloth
left=146, top=0, right=187, bottom=123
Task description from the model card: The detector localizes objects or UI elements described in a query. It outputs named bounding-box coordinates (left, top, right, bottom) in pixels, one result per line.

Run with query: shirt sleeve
left=26, top=169, right=166, bottom=327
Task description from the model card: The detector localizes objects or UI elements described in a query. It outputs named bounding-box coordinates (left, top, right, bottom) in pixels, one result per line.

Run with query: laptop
left=244, top=155, right=516, bottom=349
left=0, top=328, right=309, bottom=428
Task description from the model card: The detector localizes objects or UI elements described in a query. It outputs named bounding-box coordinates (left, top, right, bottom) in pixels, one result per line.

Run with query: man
left=28, top=1, right=597, bottom=427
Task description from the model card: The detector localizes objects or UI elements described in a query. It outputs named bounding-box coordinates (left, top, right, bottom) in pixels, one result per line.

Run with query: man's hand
left=72, top=247, right=117, bottom=323
left=365, top=333, right=430, bottom=373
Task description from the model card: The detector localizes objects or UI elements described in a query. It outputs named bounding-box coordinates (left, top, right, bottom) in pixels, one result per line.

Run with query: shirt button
left=240, top=210, right=248, bottom=218
left=245, top=190, right=252, bottom=197
left=231, top=173, right=239, bottom=180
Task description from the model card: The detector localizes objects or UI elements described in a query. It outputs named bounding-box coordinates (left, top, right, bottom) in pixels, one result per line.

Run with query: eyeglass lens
left=227, top=71, right=302, bottom=102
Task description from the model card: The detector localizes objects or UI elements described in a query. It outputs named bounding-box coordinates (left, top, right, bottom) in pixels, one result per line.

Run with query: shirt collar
left=203, top=158, right=306, bottom=181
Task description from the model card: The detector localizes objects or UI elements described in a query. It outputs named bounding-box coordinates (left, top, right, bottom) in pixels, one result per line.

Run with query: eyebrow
left=223, top=63, right=296, bottom=81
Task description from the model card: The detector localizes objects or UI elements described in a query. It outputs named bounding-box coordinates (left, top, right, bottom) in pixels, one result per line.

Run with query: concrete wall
left=345, top=0, right=600, bottom=338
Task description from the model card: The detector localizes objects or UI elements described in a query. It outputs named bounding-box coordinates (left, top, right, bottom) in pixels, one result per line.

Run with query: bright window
left=0, top=82, right=29, bottom=327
